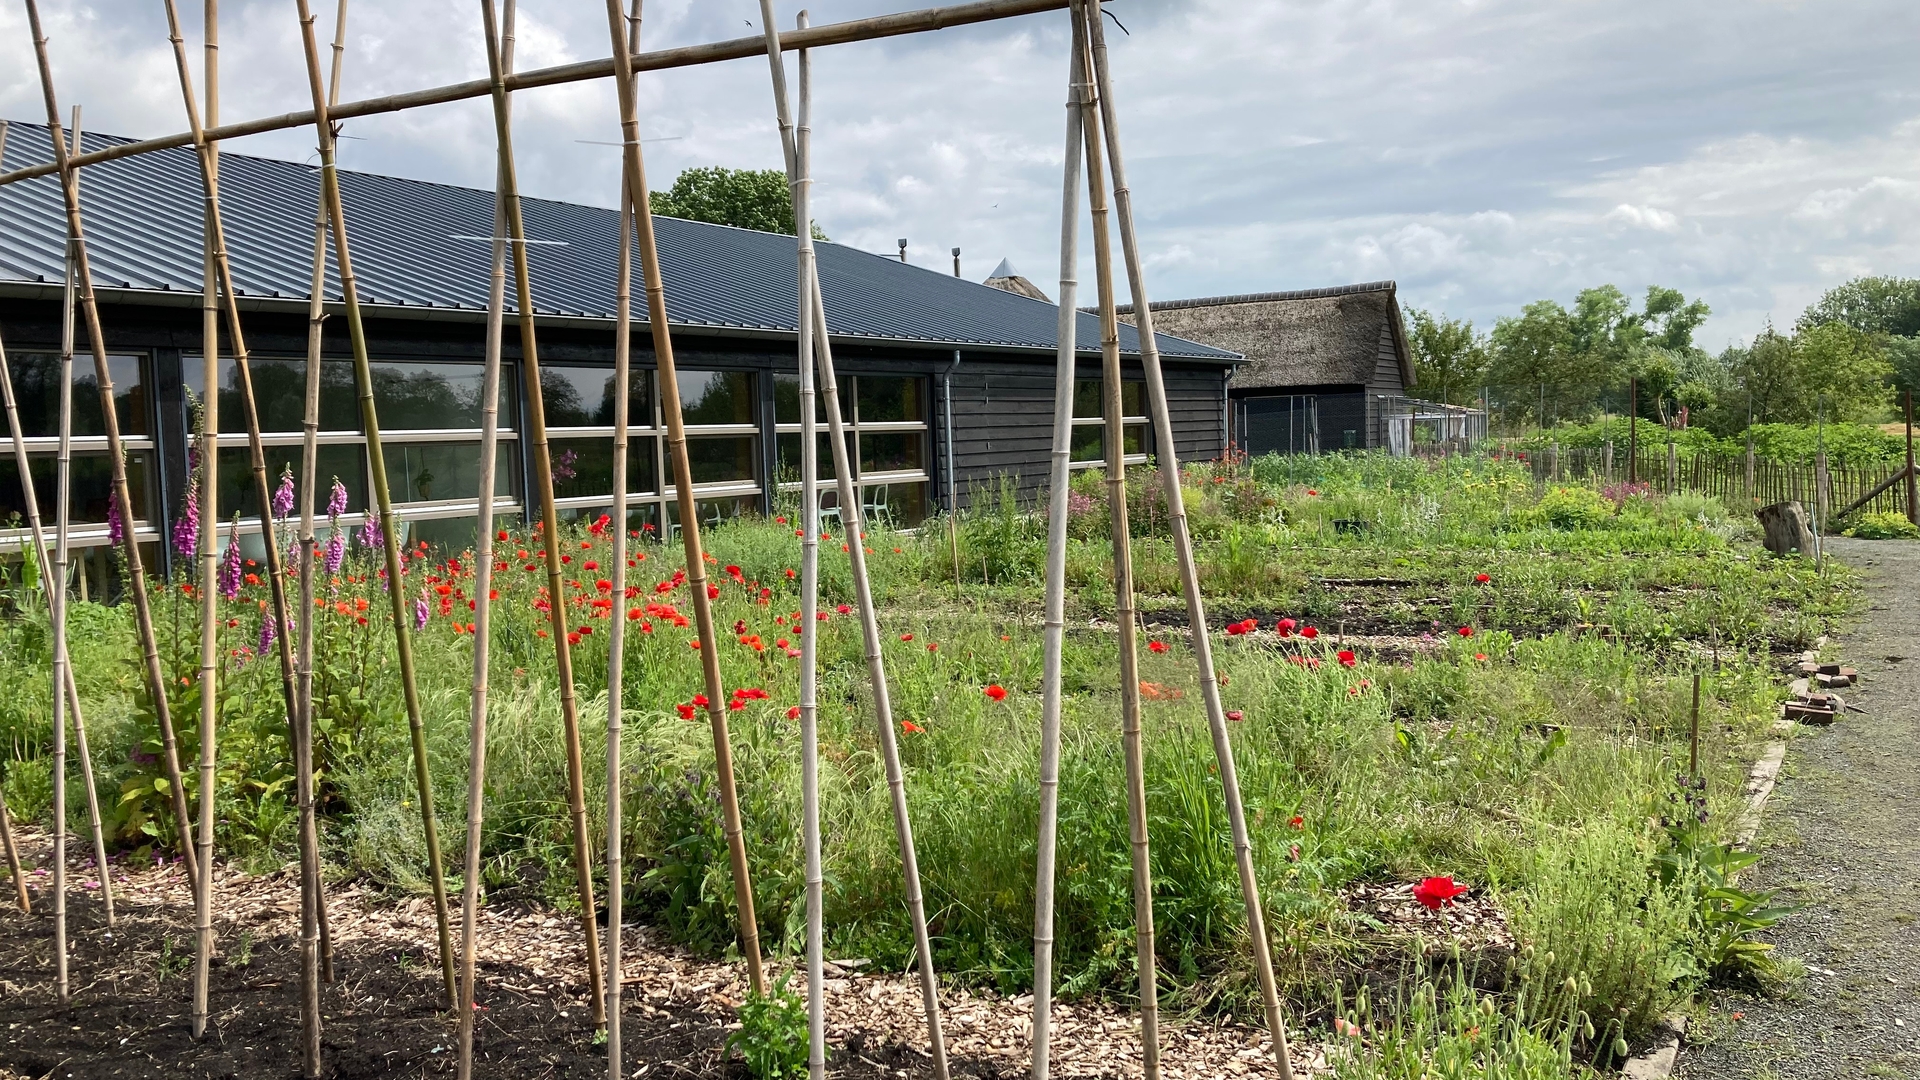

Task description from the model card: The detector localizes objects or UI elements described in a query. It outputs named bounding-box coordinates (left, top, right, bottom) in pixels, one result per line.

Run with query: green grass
left=0, top=450, right=1851, bottom=1077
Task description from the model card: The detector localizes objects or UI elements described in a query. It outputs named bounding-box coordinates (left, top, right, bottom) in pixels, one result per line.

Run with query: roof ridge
left=1110, top=280, right=1396, bottom=315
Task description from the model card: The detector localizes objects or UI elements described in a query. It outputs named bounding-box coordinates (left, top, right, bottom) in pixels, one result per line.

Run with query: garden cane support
left=605, top=5, right=643, bottom=1073
left=0, top=787, right=25, bottom=912
left=294, top=0, right=458, bottom=1008
left=759, top=6, right=950, bottom=1069
left=161, top=2, right=327, bottom=1061
left=603, top=0, right=766, bottom=998
left=459, top=3, right=514, bottom=1074
left=1087, top=4, right=1297, bottom=1075
left=1030, top=9, right=1085, bottom=1074
left=1075, top=14, right=1157, bottom=1073
left=0, top=122, right=112, bottom=932
left=26, top=0, right=202, bottom=896
left=480, top=0, right=606, bottom=1026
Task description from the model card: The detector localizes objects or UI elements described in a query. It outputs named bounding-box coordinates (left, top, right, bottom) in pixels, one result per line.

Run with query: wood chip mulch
left=0, top=829, right=1337, bottom=1078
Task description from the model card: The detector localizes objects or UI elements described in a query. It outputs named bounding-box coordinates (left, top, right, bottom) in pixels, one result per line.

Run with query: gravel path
left=1679, top=537, right=1920, bottom=1079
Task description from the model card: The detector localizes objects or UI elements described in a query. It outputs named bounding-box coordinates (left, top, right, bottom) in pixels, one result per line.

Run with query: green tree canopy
left=1796, top=276, right=1920, bottom=338
left=1725, top=321, right=1891, bottom=426
left=650, top=167, right=827, bottom=239
left=1404, top=308, right=1488, bottom=406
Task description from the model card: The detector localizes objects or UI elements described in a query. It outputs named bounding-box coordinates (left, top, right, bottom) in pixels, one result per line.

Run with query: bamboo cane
left=1084, top=5, right=1297, bottom=1075
left=0, top=786, right=25, bottom=912
left=51, top=116, right=79, bottom=1004
left=191, top=0, right=223, bottom=1037
left=757, top=6, right=949, bottom=1067
left=25, top=0, right=202, bottom=893
left=605, top=5, right=642, bottom=1074
left=458, top=2, right=514, bottom=1072
left=602, top=0, right=766, bottom=998
left=1030, top=9, right=1085, bottom=1075
left=296, top=0, right=350, bottom=991
left=293, top=0, right=458, bottom=1008
left=160, top=3, right=323, bottom=1062
left=1075, top=17, right=1156, bottom=1074
left=795, top=24, right=825, bottom=1078
left=479, top=0, right=607, bottom=1027
left=0, top=121, right=112, bottom=930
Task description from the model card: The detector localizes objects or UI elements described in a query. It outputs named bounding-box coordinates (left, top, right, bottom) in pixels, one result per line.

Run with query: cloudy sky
left=4, top=0, right=1918, bottom=350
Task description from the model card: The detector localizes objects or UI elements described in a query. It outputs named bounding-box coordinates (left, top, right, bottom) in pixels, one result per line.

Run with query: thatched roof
left=1116, top=281, right=1413, bottom=391
left=982, top=258, right=1052, bottom=303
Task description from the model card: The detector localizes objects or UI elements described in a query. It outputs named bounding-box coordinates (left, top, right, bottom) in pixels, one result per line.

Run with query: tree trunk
left=1756, top=501, right=1815, bottom=557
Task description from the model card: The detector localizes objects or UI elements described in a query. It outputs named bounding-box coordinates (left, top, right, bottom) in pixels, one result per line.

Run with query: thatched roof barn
left=1118, top=281, right=1414, bottom=454
left=981, top=258, right=1051, bottom=303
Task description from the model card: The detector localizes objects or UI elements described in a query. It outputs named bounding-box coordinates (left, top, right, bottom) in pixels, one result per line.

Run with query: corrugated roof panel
left=0, top=122, right=1236, bottom=360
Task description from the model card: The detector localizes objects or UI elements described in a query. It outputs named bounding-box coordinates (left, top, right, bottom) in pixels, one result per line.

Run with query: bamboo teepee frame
left=479, top=0, right=608, bottom=1026
left=458, top=0, right=516, bottom=1072
left=600, top=0, right=768, bottom=999
left=24, top=0, right=201, bottom=895
left=158, top=4, right=326, bottom=1064
left=0, top=119, right=115, bottom=934
left=754, top=8, right=951, bottom=1073
left=292, top=0, right=457, bottom=1008
left=1085, top=3, right=1296, bottom=1073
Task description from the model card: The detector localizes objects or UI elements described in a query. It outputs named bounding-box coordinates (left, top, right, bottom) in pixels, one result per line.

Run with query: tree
left=1487, top=299, right=1576, bottom=427
left=650, top=167, right=827, bottom=239
left=1796, top=276, right=1920, bottom=338
left=1404, top=308, right=1488, bottom=406
left=1726, top=321, right=1891, bottom=426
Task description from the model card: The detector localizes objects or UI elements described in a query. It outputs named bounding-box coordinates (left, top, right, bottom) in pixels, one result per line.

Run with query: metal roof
left=0, top=122, right=1236, bottom=362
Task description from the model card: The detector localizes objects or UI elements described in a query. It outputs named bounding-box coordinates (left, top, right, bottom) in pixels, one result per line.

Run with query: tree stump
left=1756, top=501, right=1815, bottom=557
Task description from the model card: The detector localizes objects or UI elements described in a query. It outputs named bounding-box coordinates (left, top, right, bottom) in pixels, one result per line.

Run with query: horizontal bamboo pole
left=0, top=0, right=1066, bottom=189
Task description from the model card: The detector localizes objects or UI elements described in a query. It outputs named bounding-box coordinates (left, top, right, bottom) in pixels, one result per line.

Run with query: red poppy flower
left=707, top=585, right=720, bottom=600
left=1474, top=573, right=1490, bottom=584
left=1226, top=710, right=1244, bottom=722
left=927, top=643, right=938, bottom=652
left=728, top=700, right=746, bottom=711
left=1277, top=617, right=1297, bottom=633
left=566, top=631, right=581, bottom=645
left=1474, top=652, right=1487, bottom=661
left=560, top=555, right=572, bottom=565
left=1305, top=488, right=1318, bottom=496
left=1457, top=626, right=1473, bottom=637
left=1301, top=626, right=1318, bottom=640
left=733, top=619, right=748, bottom=635
left=1288, top=815, right=1304, bottom=830
left=1337, top=649, right=1357, bottom=668
left=785, top=568, right=797, bottom=579
left=775, top=638, right=790, bottom=649
left=1412, top=876, right=1469, bottom=911
left=689, top=640, right=702, bottom=650
left=901, top=720, right=924, bottom=734
left=900, top=633, right=914, bottom=642
left=786, top=706, right=801, bottom=719
left=676, top=703, right=696, bottom=720
left=983, top=684, right=1008, bottom=702
left=1148, top=640, right=1168, bottom=654
left=836, top=604, right=852, bottom=615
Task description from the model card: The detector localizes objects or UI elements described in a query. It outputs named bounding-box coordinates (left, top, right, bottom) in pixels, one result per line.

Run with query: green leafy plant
left=1655, top=775, right=1798, bottom=987
left=1841, top=510, right=1920, bottom=540
left=725, top=972, right=812, bottom=1080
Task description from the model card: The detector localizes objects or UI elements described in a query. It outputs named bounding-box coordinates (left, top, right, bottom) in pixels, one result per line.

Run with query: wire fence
left=1506, top=441, right=1916, bottom=523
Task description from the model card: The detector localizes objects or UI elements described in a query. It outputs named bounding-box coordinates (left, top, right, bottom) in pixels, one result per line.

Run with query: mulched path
left=0, top=829, right=1333, bottom=1079
left=1678, top=537, right=1920, bottom=1079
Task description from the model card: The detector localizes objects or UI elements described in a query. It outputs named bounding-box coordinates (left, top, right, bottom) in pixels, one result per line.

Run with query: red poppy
left=728, top=700, right=746, bottom=711
left=927, top=643, right=938, bottom=652
left=775, top=638, right=790, bottom=649
left=690, top=693, right=709, bottom=708
left=1305, top=489, right=1318, bottom=496
left=1288, top=815, right=1304, bottom=830
left=584, top=560, right=599, bottom=571
left=1412, top=876, right=1469, bottom=911
left=1300, top=626, right=1318, bottom=640
left=785, top=568, right=797, bottom=579
left=1277, top=617, right=1297, bottom=633
left=733, top=619, right=748, bottom=635
left=836, top=604, right=852, bottom=615
left=676, top=703, right=696, bottom=720
left=1226, top=710, right=1244, bottom=722
left=560, top=555, right=572, bottom=565
left=1457, top=626, right=1473, bottom=638
left=566, top=631, right=582, bottom=645
left=1337, top=649, right=1357, bottom=667
left=1148, top=640, right=1168, bottom=654
left=786, top=706, right=801, bottom=719
left=983, top=684, right=1008, bottom=702
left=1474, top=652, right=1488, bottom=661
left=707, top=585, right=720, bottom=600
left=900, top=632, right=914, bottom=642
left=689, top=640, right=702, bottom=650
left=1474, top=573, right=1490, bottom=584
left=901, top=720, right=924, bottom=734
left=775, top=516, right=788, bottom=524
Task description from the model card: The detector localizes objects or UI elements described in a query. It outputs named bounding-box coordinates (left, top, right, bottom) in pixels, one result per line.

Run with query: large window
left=1070, top=378, right=1150, bottom=468
left=0, top=352, right=158, bottom=549
left=184, top=356, right=521, bottom=553
left=542, top=365, right=761, bottom=536
left=774, top=373, right=930, bottom=528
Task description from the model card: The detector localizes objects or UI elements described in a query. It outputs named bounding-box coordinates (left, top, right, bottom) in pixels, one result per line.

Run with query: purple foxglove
left=258, top=615, right=278, bottom=655
left=272, top=466, right=295, bottom=522
left=172, top=485, right=199, bottom=562
left=221, top=536, right=243, bottom=600
left=107, top=498, right=124, bottom=546
left=326, top=478, right=348, bottom=520
left=358, top=510, right=383, bottom=551
left=413, top=597, right=428, bottom=631
left=324, top=532, right=345, bottom=576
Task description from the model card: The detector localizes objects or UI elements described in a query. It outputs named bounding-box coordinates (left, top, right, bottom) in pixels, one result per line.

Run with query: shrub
left=1532, top=486, right=1614, bottom=531
left=1841, top=510, right=1920, bottom=540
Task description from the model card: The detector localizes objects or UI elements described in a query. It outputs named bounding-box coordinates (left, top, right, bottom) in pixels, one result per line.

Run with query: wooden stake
left=0, top=121, right=111, bottom=929
left=1689, top=672, right=1701, bottom=782
left=1076, top=15, right=1156, bottom=1073
left=191, top=0, right=224, bottom=1028
left=759, top=4, right=949, bottom=1065
left=160, top=3, right=324, bottom=1062
left=605, top=0, right=767, bottom=999
left=480, top=0, right=607, bottom=1026
left=25, top=0, right=202, bottom=894
left=1030, top=9, right=1085, bottom=1075
left=0, top=786, right=25, bottom=913
left=458, top=5, right=514, bottom=1073
left=795, top=22, right=825, bottom=1079
left=294, top=0, right=458, bottom=1008
left=1085, top=5, right=1296, bottom=1075
left=1905, top=390, right=1916, bottom=527
left=605, top=5, right=642, bottom=1074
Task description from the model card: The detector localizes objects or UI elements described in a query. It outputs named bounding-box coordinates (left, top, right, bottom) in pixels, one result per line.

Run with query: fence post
left=1815, top=451, right=1830, bottom=532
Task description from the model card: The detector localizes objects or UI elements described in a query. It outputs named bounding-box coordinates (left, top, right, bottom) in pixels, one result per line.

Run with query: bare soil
left=1678, top=537, right=1920, bottom=1079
